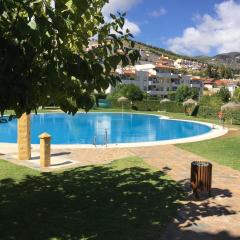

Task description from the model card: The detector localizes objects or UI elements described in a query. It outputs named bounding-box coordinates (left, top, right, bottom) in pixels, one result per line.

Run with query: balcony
left=121, top=79, right=140, bottom=86
left=190, top=83, right=203, bottom=88
left=157, top=72, right=179, bottom=79
left=148, top=80, right=158, bottom=85
left=147, top=90, right=168, bottom=95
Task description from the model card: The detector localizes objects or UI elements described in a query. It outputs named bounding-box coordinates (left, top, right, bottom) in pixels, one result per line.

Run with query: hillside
left=133, top=41, right=240, bottom=71
left=133, top=41, right=199, bottom=62
left=209, top=52, right=240, bottom=69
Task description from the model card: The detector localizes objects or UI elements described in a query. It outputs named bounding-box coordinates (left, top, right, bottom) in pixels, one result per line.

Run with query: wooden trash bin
left=191, top=161, right=212, bottom=199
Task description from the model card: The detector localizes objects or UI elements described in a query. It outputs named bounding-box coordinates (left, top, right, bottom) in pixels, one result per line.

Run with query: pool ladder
left=93, top=128, right=108, bottom=147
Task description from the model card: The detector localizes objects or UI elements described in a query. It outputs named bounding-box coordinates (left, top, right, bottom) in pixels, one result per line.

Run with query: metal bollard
left=39, top=132, right=51, bottom=168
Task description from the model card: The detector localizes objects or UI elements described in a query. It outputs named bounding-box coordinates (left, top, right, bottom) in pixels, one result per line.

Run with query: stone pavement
left=130, top=145, right=240, bottom=240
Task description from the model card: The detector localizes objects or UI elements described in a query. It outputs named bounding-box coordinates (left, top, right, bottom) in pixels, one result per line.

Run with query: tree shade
left=0, top=0, right=140, bottom=117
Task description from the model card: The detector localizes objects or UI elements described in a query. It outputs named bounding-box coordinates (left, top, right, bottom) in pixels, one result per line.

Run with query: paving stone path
left=130, top=145, right=240, bottom=240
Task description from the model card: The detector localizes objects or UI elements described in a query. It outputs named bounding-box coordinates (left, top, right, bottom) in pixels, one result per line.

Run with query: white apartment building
left=115, top=63, right=203, bottom=98
left=174, top=58, right=205, bottom=70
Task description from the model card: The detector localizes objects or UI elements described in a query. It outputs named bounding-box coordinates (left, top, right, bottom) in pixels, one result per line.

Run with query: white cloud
left=123, top=19, right=141, bottom=35
left=102, top=0, right=141, bottom=36
left=167, top=0, right=240, bottom=55
left=149, top=8, right=166, bottom=17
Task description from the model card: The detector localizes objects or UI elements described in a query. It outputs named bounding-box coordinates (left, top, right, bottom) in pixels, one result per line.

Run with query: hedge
left=197, top=106, right=219, bottom=119
left=197, top=106, right=240, bottom=124
left=222, top=110, right=240, bottom=124
left=109, top=99, right=184, bottom=113
left=110, top=99, right=131, bottom=109
left=159, top=102, right=184, bottom=113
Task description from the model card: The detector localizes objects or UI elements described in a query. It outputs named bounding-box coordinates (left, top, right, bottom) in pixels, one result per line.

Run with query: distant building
left=202, top=79, right=240, bottom=96
left=174, top=58, right=206, bottom=71
left=215, top=80, right=239, bottom=96
left=113, top=61, right=203, bottom=98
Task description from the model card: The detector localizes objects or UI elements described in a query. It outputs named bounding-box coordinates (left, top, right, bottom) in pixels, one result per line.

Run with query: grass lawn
left=0, top=157, right=184, bottom=240
left=177, top=132, right=240, bottom=170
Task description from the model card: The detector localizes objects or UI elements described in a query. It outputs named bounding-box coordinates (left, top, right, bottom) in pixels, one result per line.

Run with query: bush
left=216, top=87, right=231, bottom=103
left=197, top=106, right=220, bottom=119
left=135, top=100, right=160, bottom=111
left=109, top=99, right=184, bottom=113
left=110, top=99, right=131, bottom=109
left=108, top=84, right=143, bottom=103
left=199, top=95, right=223, bottom=109
left=222, top=110, right=240, bottom=124
left=159, top=102, right=184, bottom=113
left=233, top=88, right=240, bottom=102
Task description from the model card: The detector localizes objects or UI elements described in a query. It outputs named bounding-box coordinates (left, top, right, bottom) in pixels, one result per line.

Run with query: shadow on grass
left=0, top=159, right=184, bottom=240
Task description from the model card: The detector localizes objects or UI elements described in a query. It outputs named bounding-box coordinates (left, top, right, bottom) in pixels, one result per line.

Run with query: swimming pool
left=0, top=113, right=212, bottom=145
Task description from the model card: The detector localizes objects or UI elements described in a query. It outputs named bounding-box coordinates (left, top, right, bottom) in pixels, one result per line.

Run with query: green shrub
left=197, top=106, right=219, bottom=119
left=109, top=99, right=185, bottom=113
left=159, top=102, right=184, bottom=113
left=199, top=95, right=223, bottom=109
left=222, top=110, right=240, bottom=124
left=110, top=99, right=131, bottom=109
left=134, top=100, right=160, bottom=111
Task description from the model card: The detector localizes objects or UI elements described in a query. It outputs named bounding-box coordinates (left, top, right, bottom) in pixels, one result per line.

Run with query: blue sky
left=103, top=0, right=240, bottom=56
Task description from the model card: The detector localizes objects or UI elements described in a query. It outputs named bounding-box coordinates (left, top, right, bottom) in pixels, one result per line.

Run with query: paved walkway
left=2, top=145, right=240, bottom=239
left=130, top=145, right=240, bottom=240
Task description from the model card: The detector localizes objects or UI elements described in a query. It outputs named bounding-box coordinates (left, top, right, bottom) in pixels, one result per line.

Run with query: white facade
left=115, top=63, right=203, bottom=98
left=174, top=58, right=205, bottom=70
left=227, top=84, right=238, bottom=96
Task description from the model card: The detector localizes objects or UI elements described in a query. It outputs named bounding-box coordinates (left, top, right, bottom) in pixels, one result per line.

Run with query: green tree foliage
left=175, top=85, right=199, bottom=102
left=205, top=65, right=219, bottom=79
left=205, top=64, right=234, bottom=79
left=216, top=87, right=231, bottom=103
left=110, top=84, right=143, bottom=103
left=168, top=91, right=176, bottom=101
left=0, top=0, right=140, bottom=116
left=233, top=88, right=240, bottom=102
left=219, top=65, right=233, bottom=79
left=190, top=88, right=199, bottom=100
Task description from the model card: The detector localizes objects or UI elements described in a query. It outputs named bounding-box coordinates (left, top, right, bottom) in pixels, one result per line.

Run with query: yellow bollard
left=18, top=113, right=31, bottom=160
left=39, top=132, right=51, bottom=168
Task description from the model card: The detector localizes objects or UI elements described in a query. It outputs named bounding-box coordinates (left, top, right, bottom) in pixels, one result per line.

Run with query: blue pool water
left=0, top=113, right=211, bottom=144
